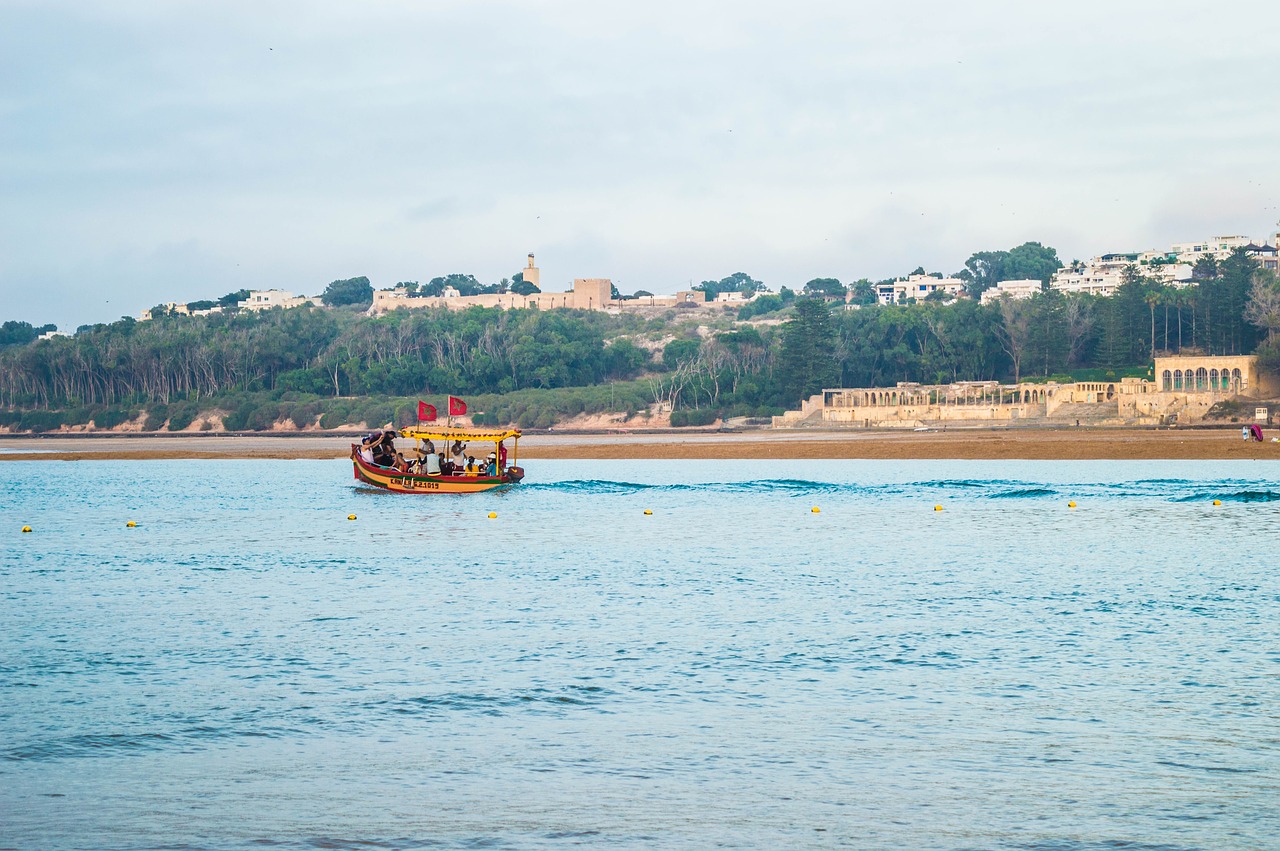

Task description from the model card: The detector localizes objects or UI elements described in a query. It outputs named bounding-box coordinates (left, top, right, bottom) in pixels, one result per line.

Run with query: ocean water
left=2, top=458, right=1279, bottom=850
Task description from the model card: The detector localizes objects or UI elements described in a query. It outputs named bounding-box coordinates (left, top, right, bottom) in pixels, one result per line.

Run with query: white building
left=980, top=279, right=1043, bottom=303
left=875, top=274, right=966, bottom=305
left=1050, top=258, right=1193, bottom=298
left=1169, top=235, right=1253, bottom=263
left=238, top=290, right=313, bottom=311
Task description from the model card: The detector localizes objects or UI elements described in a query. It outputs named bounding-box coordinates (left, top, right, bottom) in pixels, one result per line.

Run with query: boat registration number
left=393, top=478, right=440, bottom=490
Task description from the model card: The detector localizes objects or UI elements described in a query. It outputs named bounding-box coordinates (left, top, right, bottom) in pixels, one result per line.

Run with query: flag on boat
left=417, top=401, right=437, bottom=422
left=448, top=395, right=467, bottom=416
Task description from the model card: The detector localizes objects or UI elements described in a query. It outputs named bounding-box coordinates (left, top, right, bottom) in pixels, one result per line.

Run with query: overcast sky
left=2, top=0, right=1278, bottom=330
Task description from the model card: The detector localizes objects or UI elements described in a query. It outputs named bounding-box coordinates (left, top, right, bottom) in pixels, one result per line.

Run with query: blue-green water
left=2, top=459, right=1279, bottom=849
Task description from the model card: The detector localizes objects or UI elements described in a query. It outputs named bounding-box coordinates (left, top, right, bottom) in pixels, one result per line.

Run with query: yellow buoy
left=126, top=521, right=137, bottom=527
left=21, top=525, right=32, bottom=533
left=1067, top=501, right=1076, bottom=508
left=934, top=505, right=943, bottom=511
left=811, top=506, right=821, bottom=513
left=1213, top=499, right=1221, bottom=506
left=347, top=514, right=357, bottom=520
left=643, top=509, right=653, bottom=515
left=488, top=512, right=497, bottom=519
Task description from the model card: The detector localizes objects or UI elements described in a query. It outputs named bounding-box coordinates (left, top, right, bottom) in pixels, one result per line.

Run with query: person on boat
left=498, top=441, right=507, bottom=471
left=484, top=452, right=498, bottom=476
left=372, top=439, right=395, bottom=467
left=423, top=448, right=442, bottom=476
left=450, top=441, right=467, bottom=472
left=465, top=455, right=477, bottom=473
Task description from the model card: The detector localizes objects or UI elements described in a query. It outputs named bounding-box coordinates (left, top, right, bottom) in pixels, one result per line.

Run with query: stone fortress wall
left=368, top=255, right=711, bottom=316
left=774, top=356, right=1276, bottom=428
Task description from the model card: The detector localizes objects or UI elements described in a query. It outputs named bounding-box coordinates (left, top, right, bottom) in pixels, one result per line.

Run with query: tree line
left=1, top=249, right=1277, bottom=431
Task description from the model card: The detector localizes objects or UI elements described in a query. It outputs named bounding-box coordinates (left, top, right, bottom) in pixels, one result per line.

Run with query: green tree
left=694, top=272, right=764, bottom=300
left=962, top=242, right=1062, bottom=297
left=776, top=298, right=837, bottom=405
left=420, top=274, right=482, bottom=297
left=802, top=278, right=847, bottom=299
left=322, top=276, right=374, bottom=307
left=1003, top=242, right=1063, bottom=284
left=848, top=279, right=877, bottom=306
left=0, top=321, right=48, bottom=347
left=663, top=339, right=700, bottom=370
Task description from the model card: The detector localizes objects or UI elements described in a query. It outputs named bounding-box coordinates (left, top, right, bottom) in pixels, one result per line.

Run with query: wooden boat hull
left=352, top=451, right=521, bottom=494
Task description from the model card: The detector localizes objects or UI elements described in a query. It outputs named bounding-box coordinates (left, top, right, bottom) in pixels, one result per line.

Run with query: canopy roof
left=398, top=426, right=521, bottom=443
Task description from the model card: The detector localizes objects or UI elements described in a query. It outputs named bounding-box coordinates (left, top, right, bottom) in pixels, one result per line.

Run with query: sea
left=1, top=458, right=1278, bottom=850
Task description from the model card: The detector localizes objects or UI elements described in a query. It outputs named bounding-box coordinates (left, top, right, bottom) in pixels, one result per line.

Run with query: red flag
left=448, top=395, right=467, bottom=416
left=417, top=401, right=437, bottom=421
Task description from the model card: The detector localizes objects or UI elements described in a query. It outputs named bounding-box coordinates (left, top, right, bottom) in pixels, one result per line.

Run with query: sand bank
left=2, top=427, right=1279, bottom=461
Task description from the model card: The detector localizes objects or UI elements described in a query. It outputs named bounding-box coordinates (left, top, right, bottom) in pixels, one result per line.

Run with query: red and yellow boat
left=351, top=426, right=524, bottom=494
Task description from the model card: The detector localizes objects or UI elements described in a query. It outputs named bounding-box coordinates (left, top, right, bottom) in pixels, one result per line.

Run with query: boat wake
left=525, top=478, right=1280, bottom=502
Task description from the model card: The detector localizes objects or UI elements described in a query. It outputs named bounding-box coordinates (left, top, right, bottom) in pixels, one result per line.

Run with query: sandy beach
left=2, top=427, right=1278, bottom=461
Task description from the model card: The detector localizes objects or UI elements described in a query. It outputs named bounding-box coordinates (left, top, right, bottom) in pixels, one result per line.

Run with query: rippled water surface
left=2, top=458, right=1279, bottom=849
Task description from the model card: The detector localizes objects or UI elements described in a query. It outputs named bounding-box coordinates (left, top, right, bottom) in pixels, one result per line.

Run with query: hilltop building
left=980, top=279, right=1043, bottom=303
left=367, top=256, right=719, bottom=316
left=871, top=274, right=967, bottom=305
left=239, top=290, right=313, bottom=311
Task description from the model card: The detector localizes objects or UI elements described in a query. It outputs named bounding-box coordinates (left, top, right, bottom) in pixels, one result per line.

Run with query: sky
left=2, top=0, right=1278, bottom=331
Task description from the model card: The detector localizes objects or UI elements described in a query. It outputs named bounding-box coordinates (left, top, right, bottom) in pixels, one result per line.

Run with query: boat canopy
left=398, top=426, right=521, bottom=443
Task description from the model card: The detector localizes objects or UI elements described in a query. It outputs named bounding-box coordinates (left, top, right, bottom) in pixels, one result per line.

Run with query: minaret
left=523, top=253, right=541, bottom=289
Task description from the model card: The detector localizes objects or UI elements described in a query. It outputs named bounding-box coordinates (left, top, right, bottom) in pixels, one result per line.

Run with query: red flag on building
left=448, top=395, right=467, bottom=416
left=418, top=401, right=437, bottom=421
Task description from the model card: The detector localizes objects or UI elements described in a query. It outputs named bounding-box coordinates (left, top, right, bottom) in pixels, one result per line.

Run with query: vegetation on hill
left=1, top=248, right=1277, bottom=432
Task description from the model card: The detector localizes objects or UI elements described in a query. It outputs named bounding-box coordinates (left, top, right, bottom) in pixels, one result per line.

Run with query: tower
left=522, top=253, right=541, bottom=290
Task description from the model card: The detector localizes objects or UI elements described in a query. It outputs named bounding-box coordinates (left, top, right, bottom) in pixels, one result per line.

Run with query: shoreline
left=2, top=427, right=1279, bottom=461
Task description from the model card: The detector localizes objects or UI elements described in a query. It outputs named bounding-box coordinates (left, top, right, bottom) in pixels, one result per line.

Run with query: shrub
left=92, top=408, right=133, bottom=430
left=670, top=408, right=718, bottom=427
left=20, top=410, right=64, bottom=432
left=143, top=404, right=168, bottom=431
left=167, top=401, right=199, bottom=431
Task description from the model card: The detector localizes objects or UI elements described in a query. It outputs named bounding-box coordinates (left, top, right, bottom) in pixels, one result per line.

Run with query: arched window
left=1162, top=370, right=1172, bottom=391
left=1210, top=369, right=1219, bottom=389
left=1174, top=370, right=1183, bottom=390
left=1233, top=368, right=1243, bottom=390
left=1195, top=367, right=1208, bottom=390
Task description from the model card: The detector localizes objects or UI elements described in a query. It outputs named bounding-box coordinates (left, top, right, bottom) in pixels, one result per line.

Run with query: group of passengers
left=358, top=431, right=504, bottom=476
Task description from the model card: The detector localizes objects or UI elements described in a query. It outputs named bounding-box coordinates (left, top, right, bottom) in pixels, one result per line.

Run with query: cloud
left=1, top=0, right=1278, bottom=328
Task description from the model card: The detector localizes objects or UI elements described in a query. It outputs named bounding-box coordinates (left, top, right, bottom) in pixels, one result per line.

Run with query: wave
left=3, top=731, right=177, bottom=762
left=380, top=685, right=614, bottom=717
left=1173, top=490, right=1280, bottom=503
left=990, top=487, right=1060, bottom=499
left=525, top=477, right=1280, bottom=503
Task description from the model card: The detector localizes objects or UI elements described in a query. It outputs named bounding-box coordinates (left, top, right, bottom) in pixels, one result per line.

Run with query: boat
left=351, top=426, right=524, bottom=494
